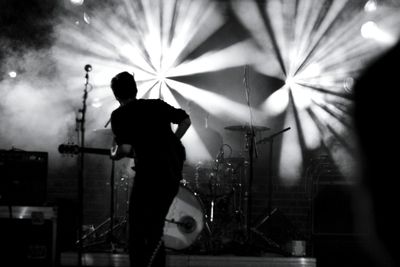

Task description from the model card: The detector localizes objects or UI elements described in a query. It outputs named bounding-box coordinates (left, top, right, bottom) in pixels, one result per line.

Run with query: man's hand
left=110, top=143, right=119, bottom=160
left=110, top=140, right=135, bottom=160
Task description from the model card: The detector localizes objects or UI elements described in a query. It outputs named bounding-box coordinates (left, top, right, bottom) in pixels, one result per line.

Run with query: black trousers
left=128, top=170, right=180, bottom=267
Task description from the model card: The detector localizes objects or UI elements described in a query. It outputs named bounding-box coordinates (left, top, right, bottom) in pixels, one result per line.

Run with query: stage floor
left=60, top=252, right=316, bottom=267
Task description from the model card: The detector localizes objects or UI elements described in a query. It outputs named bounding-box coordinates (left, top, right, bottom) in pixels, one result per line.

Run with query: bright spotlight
left=8, top=71, right=17, bottom=78
left=285, top=76, right=295, bottom=87
left=156, top=72, right=166, bottom=83
left=361, top=21, right=396, bottom=44
left=70, top=0, right=84, bottom=6
left=361, top=21, right=380, bottom=39
left=364, top=0, right=377, bottom=12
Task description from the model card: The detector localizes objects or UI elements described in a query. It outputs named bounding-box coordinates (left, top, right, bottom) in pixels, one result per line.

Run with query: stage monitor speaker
left=0, top=150, right=48, bottom=206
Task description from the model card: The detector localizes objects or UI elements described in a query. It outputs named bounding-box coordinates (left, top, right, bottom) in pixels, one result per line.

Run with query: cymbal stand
left=256, top=127, right=291, bottom=215
left=243, top=128, right=258, bottom=240
left=245, top=127, right=291, bottom=255
left=107, top=159, right=116, bottom=250
left=242, top=65, right=259, bottom=241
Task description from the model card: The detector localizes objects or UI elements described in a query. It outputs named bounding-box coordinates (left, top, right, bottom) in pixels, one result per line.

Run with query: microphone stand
left=76, top=65, right=91, bottom=266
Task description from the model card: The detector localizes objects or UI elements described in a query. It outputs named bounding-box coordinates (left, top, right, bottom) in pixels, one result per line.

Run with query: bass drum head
left=164, top=184, right=204, bottom=250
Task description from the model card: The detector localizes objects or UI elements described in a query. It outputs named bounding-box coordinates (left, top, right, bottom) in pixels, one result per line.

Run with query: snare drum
left=164, top=184, right=205, bottom=250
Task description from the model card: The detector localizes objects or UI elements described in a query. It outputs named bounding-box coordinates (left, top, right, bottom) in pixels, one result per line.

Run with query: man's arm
left=110, top=111, right=135, bottom=160
left=110, top=143, right=134, bottom=160
left=174, top=117, right=191, bottom=140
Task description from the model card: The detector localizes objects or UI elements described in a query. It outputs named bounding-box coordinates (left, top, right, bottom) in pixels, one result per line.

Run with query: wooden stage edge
left=61, top=252, right=317, bottom=267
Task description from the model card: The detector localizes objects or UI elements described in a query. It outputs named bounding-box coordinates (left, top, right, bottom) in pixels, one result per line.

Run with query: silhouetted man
left=110, top=71, right=191, bottom=266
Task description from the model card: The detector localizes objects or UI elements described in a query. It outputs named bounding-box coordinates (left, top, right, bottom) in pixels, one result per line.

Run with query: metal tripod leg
left=76, top=166, right=131, bottom=251
left=76, top=217, right=111, bottom=245
left=81, top=215, right=128, bottom=250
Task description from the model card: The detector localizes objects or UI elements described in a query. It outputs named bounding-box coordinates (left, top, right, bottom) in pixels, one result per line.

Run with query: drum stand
left=77, top=159, right=129, bottom=252
left=199, top=145, right=249, bottom=253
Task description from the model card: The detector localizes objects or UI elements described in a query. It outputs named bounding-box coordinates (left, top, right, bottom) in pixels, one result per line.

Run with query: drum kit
left=163, top=124, right=270, bottom=254
left=78, top=123, right=275, bottom=255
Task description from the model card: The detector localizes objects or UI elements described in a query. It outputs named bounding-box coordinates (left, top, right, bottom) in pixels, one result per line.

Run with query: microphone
left=84, top=64, right=92, bottom=72
left=167, top=216, right=196, bottom=233
left=179, top=217, right=196, bottom=233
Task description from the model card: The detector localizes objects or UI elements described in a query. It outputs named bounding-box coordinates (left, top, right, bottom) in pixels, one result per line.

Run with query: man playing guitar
left=109, top=71, right=191, bottom=267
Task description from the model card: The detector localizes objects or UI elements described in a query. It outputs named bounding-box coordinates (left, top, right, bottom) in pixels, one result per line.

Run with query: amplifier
left=0, top=206, right=58, bottom=267
left=0, top=150, right=48, bottom=205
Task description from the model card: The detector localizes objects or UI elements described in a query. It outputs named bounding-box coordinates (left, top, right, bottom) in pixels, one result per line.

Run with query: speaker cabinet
left=0, top=150, right=48, bottom=206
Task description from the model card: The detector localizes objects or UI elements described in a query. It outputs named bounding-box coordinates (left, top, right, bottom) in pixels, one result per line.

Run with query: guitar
left=58, top=143, right=110, bottom=156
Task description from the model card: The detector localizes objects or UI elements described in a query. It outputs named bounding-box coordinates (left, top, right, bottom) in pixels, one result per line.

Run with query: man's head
left=111, top=71, right=137, bottom=101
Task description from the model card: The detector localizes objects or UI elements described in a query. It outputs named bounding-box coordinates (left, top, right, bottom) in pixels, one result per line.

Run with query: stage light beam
left=233, top=0, right=400, bottom=181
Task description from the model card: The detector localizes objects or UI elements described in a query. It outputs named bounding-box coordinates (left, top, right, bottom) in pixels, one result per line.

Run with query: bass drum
left=164, top=184, right=205, bottom=250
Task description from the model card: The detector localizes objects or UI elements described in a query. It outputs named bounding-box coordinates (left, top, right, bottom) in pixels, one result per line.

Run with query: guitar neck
left=58, top=144, right=110, bottom=156
left=81, top=147, right=110, bottom=156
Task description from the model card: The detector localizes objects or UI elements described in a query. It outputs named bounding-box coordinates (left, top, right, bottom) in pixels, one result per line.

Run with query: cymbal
left=224, top=125, right=270, bottom=132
